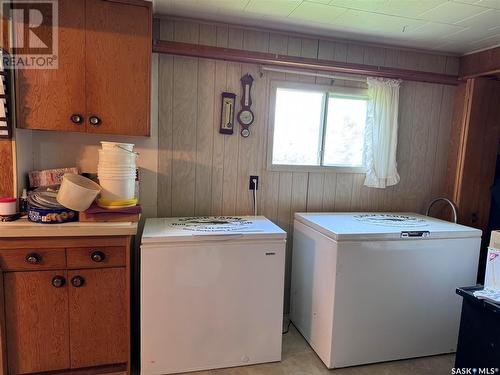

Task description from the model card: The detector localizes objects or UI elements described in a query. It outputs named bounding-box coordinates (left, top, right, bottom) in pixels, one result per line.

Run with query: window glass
left=323, top=96, right=367, bottom=167
left=270, top=84, right=368, bottom=169
left=272, top=88, right=325, bottom=166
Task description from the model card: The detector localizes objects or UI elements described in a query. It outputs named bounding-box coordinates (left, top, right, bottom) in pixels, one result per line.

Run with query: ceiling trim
left=153, top=40, right=461, bottom=85
left=463, top=42, right=500, bottom=56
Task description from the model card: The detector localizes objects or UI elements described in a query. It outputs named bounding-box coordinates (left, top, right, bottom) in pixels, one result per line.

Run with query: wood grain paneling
left=447, top=78, right=500, bottom=230
left=156, top=18, right=458, bottom=311
left=445, top=81, right=470, bottom=211
left=171, top=56, right=198, bottom=215
left=460, top=46, right=500, bottom=78
left=158, top=53, right=174, bottom=216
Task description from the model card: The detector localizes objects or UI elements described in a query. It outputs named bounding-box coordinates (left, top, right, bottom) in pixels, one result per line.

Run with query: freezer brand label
left=169, top=216, right=253, bottom=232
left=400, top=231, right=431, bottom=238
left=354, top=214, right=428, bottom=227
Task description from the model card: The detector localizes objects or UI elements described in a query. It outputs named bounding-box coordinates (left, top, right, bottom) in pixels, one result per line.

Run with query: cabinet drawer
left=66, top=247, right=126, bottom=268
left=0, top=248, right=66, bottom=271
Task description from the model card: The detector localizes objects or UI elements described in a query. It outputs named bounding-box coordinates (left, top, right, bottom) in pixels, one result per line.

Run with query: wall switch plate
left=249, top=176, right=259, bottom=190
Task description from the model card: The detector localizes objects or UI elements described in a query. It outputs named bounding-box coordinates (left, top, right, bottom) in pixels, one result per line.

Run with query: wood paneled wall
left=460, top=46, right=500, bottom=78
left=156, top=17, right=458, bottom=311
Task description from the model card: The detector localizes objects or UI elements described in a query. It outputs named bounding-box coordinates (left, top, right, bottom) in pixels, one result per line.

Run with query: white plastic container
left=100, top=141, right=134, bottom=152
left=98, top=148, right=136, bottom=156
left=98, top=174, right=136, bottom=179
left=99, top=177, right=135, bottom=201
left=98, top=175, right=136, bottom=181
left=0, top=197, right=17, bottom=216
left=98, top=151, right=137, bottom=164
left=98, top=170, right=136, bottom=177
left=98, top=171, right=136, bottom=177
left=98, top=166, right=136, bottom=172
left=98, top=161, right=136, bottom=169
left=98, top=164, right=136, bottom=169
left=56, top=173, right=102, bottom=212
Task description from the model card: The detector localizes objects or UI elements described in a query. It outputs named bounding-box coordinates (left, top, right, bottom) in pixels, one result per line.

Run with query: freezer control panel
left=400, top=231, right=431, bottom=239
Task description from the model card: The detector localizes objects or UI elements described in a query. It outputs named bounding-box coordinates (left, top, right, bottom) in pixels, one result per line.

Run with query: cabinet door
left=4, top=271, right=70, bottom=374
left=68, top=268, right=128, bottom=368
left=85, top=0, right=151, bottom=136
left=15, top=0, right=86, bottom=131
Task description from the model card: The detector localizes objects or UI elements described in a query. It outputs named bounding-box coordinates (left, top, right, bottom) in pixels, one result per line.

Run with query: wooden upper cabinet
left=85, top=0, right=151, bottom=136
left=4, top=271, right=70, bottom=374
left=16, top=0, right=86, bottom=132
left=15, top=0, right=151, bottom=136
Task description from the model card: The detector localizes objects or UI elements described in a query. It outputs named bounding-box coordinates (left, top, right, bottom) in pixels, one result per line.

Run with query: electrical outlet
left=249, top=175, right=259, bottom=190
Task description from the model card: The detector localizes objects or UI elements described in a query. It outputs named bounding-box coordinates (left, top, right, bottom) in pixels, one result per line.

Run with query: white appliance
left=290, top=212, right=481, bottom=369
left=140, top=216, right=286, bottom=375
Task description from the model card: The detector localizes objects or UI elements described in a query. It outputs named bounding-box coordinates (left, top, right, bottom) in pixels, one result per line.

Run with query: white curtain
left=363, top=77, right=401, bottom=188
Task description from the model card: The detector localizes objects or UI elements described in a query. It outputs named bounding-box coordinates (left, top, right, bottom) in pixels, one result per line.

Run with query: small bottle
left=135, top=168, right=140, bottom=202
left=20, top=188, right=28, bottom=215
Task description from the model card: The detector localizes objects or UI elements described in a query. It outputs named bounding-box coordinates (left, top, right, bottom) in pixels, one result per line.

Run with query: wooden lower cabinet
left=0, top=236, right=132, bottom=375
left=5, top=271, right=70, bottom=374
left=69, top=268, right=128, bottom=368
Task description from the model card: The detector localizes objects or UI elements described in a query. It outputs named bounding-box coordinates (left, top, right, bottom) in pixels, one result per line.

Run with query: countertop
left=0, top=217, right=138, bottom=237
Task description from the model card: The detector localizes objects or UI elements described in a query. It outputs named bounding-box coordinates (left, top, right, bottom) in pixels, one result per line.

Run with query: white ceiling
left=153, top=0, right=500, bottom=55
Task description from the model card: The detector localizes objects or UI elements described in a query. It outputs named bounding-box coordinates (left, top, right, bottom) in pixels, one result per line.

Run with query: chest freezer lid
left=141, top=215, right=286, bottom=244
left=294, top=212, right=482, bottom=241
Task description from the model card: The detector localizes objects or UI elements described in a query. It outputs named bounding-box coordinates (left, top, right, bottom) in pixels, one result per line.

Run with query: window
left=268, top=81, right=368, bottom=171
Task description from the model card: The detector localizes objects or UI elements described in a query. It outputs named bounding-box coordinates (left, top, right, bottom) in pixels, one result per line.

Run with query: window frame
left=267, top=80, right=369, bottom=173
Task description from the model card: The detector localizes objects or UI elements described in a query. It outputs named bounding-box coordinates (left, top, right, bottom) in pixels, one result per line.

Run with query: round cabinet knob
left=71, top=275, right=85, bottom=288
left=90, top=250, right=105, bottom=263
left=52, top=275, right=66, bottom=288
left=25, top=253, right=41, bottom=264
left=70, top=114, right=83, bottom=125
left=89, top=115, right=101, bottom=127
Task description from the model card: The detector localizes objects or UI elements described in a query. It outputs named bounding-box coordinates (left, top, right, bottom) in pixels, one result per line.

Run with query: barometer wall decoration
left=219, top=92, right=236, bottom=135
left=237, top=73, right=254, bottom=138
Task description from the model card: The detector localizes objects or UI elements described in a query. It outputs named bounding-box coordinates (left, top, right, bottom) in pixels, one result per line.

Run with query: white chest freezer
left=140, top=216, right=286, bottom=375
left=290, top=212, right=481, bottom=369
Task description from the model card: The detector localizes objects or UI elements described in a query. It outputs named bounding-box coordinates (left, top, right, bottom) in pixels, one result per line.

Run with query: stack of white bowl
left=97, top=142, right=137, bottom=202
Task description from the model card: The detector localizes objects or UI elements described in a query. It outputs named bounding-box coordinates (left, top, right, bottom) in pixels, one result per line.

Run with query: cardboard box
left=489, top=230, right=500, bottom=249
left=486, top=231, right=500, bottom=291
left=485, top=247, right=500, bottom=291
left=28, top=167, right=79, bottom=188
